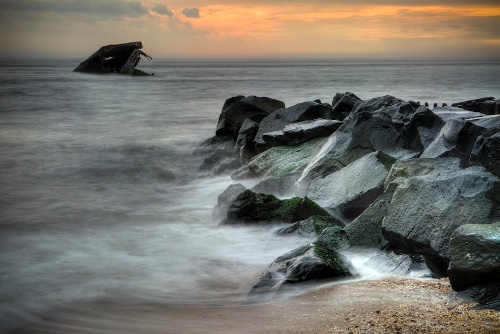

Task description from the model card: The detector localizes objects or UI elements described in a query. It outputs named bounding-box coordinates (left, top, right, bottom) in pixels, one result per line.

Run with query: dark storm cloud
left=151, top=4, right=173, bottom=17
left=0, top=0, right=148, bottom=18
left=182, top=8, right=200, bottom=18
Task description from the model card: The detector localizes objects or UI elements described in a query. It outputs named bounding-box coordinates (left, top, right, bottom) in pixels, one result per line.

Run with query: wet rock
left=381, top=158, right=500, bottom=277
left=448, top=222, right=500, bottom=291
left=421, top=112, right=500, bottom=169
left=317, top=226, right=351, bottom=251
left=277, top=216, right=345, bottom=238
left=470, top=132, right=500, bottom=177
left=261, top=119, right=343, bottom=146
left=236, top=137, right=327, bottom=179
left=343, top=184, right=396, bottom=248
left=247, top=243, right=353, bottom=299
left=254, top=101, right=335, bottom=146
left=193, top=135, right=234, bottom=157
left=297, top=110, right=422, bottom=189
left=350, top=95, right=419, bottom=123
left=199, top=141, right=236, bottom=172
left=234, top=118, right=260, bottom=163
left=215, top=95, right=285, bottom=139
left=220, top=190, right=332, bottom=225
left=212, top=183, right=247, bottom=221
left=251, top=172, right=301, bottom=197
left=331, top=92, right=362, bottom=120
left=367, top=251, right=426, bottom=275
left=306, top=151, right=396, bottom=221
left=452, top=97, right=499, bottom=115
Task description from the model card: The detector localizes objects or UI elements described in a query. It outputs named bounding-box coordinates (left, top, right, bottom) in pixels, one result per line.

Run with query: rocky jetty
left=196, top=92, right=500, bottom=306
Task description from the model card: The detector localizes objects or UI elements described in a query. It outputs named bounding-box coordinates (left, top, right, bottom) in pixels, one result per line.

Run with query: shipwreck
left=73, top=41, right=152, bottom=75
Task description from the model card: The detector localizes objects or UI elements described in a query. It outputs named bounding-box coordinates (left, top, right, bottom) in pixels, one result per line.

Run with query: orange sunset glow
left=0, top=0, right=499, bottom=59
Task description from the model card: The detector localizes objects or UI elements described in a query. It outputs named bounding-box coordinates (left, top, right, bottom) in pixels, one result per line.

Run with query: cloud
left=182, top=8, right=200, bottom=18
left=0, top=0, right=148, bottom=18
left=151, top=4, right=173, bottom=17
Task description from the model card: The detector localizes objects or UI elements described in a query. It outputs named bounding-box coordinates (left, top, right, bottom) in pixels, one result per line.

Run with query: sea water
left=1, top=58, right=499, bottom=331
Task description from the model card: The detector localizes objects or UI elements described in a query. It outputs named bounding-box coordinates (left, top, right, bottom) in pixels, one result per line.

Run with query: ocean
left=1, top=58, right=499, bottom=332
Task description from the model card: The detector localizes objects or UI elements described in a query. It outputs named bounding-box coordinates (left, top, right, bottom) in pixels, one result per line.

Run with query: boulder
left=247, top=243, right=353, bottom=299
left=261, top=119, right=343, bottom=146
left=448, top=222, right=500, bottom=291
left=220, top=190, right=332, bottom=225
left=235, top=137, right=327, bottom=179
left=212, top=183, right=246, bottom=221
left=343, top=184, right=396, bottom=248
left=215, top=95, right=285, bottom=139
left=455, top=116, right=500, bottom=167
left=421, top=113, right=500, bottom=170
left=452, top=97, right=499, bottom=115
left=254, top=101, right=335, bottom=146
left=331, top=92, right=362, bottom=120
left=297, top=110, right=422, bottom=189
left=381, top=158, right=500, bottom=277
left=470, top=132, right=500, bottom=178
left=350, top=95, right=419, bottom=123
left=277, top=215, right=345, bottom=238
left=306, top=151, right=396, bottom=221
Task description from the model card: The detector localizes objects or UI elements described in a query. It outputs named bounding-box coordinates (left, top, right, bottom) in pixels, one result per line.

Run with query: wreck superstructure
left=73, top=41, right=152, bottom=75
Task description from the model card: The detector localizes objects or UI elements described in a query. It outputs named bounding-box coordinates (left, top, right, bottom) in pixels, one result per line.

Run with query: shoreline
left=11, top=277, right=500, bottom=334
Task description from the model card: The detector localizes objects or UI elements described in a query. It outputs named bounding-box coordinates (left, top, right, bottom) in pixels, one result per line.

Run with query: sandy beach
left=11, top=277, right=499, bottom=334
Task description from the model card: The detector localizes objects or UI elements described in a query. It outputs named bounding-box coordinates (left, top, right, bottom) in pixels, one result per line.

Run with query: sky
left=0, top=0, right=499, bottom=59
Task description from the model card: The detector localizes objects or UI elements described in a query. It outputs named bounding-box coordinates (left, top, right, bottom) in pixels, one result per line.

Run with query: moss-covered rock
left=247, top=243, right=354, bottom=300
left=220, top=190, right=332, bottom=225
left=316, top=226, right=351, bottom=252
left=245, top=137, right=327, bottom=178
left=313, top=242, right=352, bottom=276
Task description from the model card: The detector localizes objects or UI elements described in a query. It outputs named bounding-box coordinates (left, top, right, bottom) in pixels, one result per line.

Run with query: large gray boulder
left=306, top=151, right=395, bottom=221
left=297, top=110, right=422, bottom=190
left=261, top=119, right=343, bottom=147
left=247, top=243, right=353, bottom=300
left=448, top=222, right=500, bottom=291
left=215, top=95, right=285, bottom=139
left=381, top=158, right=500, bottom=277
left=254, top=101, right=335, bottom=146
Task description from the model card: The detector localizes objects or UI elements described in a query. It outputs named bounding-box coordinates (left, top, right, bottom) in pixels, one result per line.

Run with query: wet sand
left=11, top=277, right=500, bottom=334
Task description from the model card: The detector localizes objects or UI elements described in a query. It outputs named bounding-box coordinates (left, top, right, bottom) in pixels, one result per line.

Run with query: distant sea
left=1, top=58, right=499, bottom=331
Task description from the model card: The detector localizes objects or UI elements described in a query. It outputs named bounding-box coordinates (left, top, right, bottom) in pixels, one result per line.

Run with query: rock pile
left=196, top=94, right=500, bottom=306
